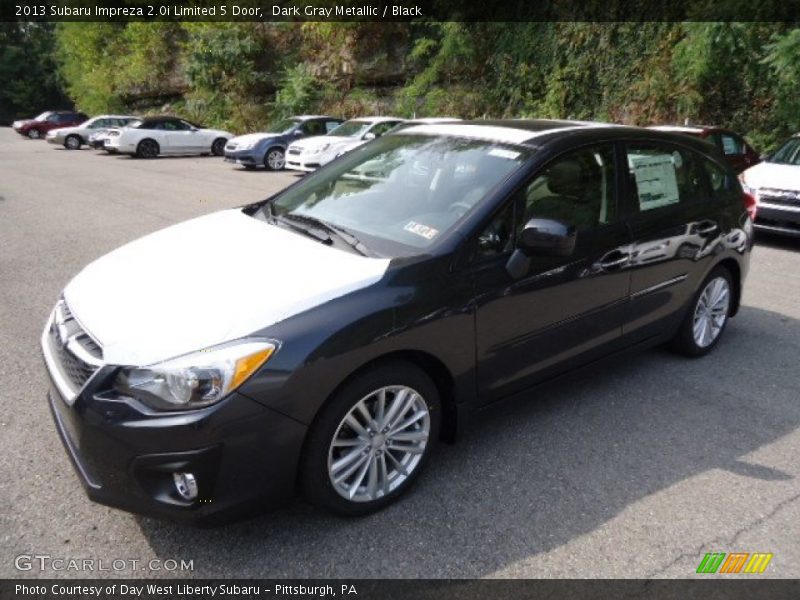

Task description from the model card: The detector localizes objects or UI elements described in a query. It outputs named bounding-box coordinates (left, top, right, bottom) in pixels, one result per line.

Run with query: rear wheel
left=670, top=266, right=733, bottom=357
left=300, top=361, right=440, bottom=516
left=211, top=138, right=227, bottom=156
left=64, top=135, right=81, bottom=150
left=264, top=147, right=286, bottom=171
left=135, top=139, right=159, bottom=159
left=27, top=129, right=41, bottom=139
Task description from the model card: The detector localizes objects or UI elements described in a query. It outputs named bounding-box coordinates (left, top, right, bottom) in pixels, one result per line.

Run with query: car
left=739, top=133, right=800, bottom=237
left=42, top=119, right=752, bottom=522
left=386, top=117, right=462, bottom=133
left=46, top=115, right=140, bottom=150
left=285, top=116, right=403, bottom=172
left=103, top=116, right=232, bottom=158
left=648, top=125, right=760, bottom=173
left=224, top=115, right=344, bottom=171
left=13, top=111, right=89, bottom=140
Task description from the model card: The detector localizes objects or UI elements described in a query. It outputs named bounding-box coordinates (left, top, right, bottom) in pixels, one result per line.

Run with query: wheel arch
left=715, top=257, right=742, bottom=316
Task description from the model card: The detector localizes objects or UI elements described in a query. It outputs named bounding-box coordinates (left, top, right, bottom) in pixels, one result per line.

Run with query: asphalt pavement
left=1, top=127, right=798, bottom=579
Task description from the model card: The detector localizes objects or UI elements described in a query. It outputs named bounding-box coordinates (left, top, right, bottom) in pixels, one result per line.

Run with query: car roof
left=347, top=116, right=403, bottom=123
left=648, top=125, right=708, bottom=134
left=399, top=119, right=722, bottom=155
left=294, top=115, right=341, bottom=121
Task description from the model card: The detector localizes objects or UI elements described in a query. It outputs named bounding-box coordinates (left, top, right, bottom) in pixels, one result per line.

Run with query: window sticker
left=630, top=154, right=680, bottom=211
left=488, top=148, right=520, bottom=160
left=404, top=221, right=440, bottom=240
left=722, top=136, right=739, bottom=155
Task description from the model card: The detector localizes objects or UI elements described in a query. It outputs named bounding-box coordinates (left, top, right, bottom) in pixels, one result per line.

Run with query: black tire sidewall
left=212, top=138, right=226, bottom=156
left=673, top=265, right=733, bottom=357
left=137, top=139, right=158, bottom=158
left=300, top=361, right=441, bottom=516
left=65, top=135, right=81, bottom=150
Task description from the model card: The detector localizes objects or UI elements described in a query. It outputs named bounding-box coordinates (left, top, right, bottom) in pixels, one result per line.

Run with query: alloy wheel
left=27, top=129, right=40, bottom=139
left=692, top=276, right=730, bottom=348
left=66, top=136, right=80, bottom=150
left=266, top=149, right=285, bottom=170
left=327, top=385, right=431, bottom=503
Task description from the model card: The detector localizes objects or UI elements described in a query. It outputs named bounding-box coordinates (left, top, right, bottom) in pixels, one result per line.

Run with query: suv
left=42, top=120, right=752, bottom=522
left=648, top=125, right=759, bottom=173
left=224, top=115, right=344, bottom=171
left=740, top=133, right=800, bottom=237
left=13, top=111, right=89, bottom=139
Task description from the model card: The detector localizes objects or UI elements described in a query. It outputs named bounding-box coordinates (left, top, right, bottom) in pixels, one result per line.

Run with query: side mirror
left=363, top=132, right=376, bottom=140
left=519, top=218, right=576, bottom=256
left=505, top=218, right=576, bottom=279
left=294, top=130, right=303, bottom=136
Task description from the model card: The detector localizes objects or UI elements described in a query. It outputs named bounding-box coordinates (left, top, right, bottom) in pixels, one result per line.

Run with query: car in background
left=285, top=116, right=403, bottom=172
left=224, top=115, right=344, bottom=171
left=648, top=125, right=759, bottom=173
left=739, top=133, right=800, bottom=237
left=13, top=111, right=89, bottom=140
left=46, top=115, right=139, bottom=150
left=42, top=120, right=751, bottom=522
left=103, top=116, right=232, bottom=158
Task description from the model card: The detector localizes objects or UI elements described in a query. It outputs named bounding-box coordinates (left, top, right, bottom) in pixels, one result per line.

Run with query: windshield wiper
left=262, top=204, right=333, bottom=245
left=280, top=213, right=371, bottom=256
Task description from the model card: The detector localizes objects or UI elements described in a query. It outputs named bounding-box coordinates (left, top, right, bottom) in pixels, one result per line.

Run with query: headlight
left=238, top=139, right=257, bottom=150
left=113, top=339, right=277, bottom=411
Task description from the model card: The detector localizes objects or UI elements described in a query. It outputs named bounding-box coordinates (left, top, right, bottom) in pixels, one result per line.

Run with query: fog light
left=173, top=472, right=198, bottom=500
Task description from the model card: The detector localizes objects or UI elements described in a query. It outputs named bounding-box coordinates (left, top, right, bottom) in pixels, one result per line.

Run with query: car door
left=471, top=143, right=633, bottom=404
left=164, top=120, right=197, bottom=153
left=621, top=141, right=724, bottom=342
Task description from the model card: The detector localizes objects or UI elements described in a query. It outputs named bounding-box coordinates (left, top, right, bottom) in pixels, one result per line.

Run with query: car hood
left=64, top=209, right=391, bottom=366
left=229, top=132, right=281, bottom=146
left=743, top=162, right=800, bottom=192
left=290, top=135, right=353, bottom=152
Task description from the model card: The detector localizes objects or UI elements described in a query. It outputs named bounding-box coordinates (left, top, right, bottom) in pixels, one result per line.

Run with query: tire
left=27, top=129, right=41, bottom=139
left=135, top=139, right=159, bottom=159
left=264, top=147, right=286, bottom=171
left=64, top=134, right=82, bottom=150
left=300, top=361, right=441, bottom=516
left=211, top=138, right=227, bottom=157
left=670, top=265, right=733, bottom=357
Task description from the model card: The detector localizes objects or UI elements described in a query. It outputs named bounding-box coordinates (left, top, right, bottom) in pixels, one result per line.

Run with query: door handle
left=695, top=221, right=719, bottom=236
left=598, top=252, right=630, bottom=270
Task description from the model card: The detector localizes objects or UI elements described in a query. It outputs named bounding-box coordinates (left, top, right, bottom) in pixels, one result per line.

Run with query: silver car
left=46, top=115, right=139, bottom=150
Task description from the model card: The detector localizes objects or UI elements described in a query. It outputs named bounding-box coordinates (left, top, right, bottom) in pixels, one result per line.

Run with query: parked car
left=386, top=117, right=462, bottom=133
left=89, top=122, right=139, bottom=151
left=739, top=133, right=800, bottom=237
left=648, top=125, right=759, bottom=173
left=13, top=111, right=88, bottom=139
left=42, top=120, right=752, bottom=522
left=46, top=115, right=139, bottom=150
left=103, top=116, right=231, bottom=158
left=224, top=115, right=344, bottom=171
left=285, top=116, right=403, bottom=172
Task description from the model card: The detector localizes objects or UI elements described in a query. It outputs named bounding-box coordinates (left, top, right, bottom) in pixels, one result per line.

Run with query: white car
left=285, top=117, right=403, bottom=172
left=740, top=134, right=800, bottom=237
left=46, top=115, right=139, bottom=150
left=103, top=116, right=232, bottom=158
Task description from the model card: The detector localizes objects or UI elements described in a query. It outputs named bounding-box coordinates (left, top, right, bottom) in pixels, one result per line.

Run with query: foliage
left=5, top=22, right=798, bottom=149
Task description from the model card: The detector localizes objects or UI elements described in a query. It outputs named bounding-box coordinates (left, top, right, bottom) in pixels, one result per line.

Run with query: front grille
left=45, top=299, right=103, bottom=402
left=225, top=143, right=237, bottom=151
left=760, top=188, right=800, bottom=209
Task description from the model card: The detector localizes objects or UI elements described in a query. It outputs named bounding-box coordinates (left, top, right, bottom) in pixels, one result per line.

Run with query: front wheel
left=27, top=129, right=41, bottom=139
left=300, top=361, right=440, bottom=516
left=670, top=266, right=733, bottom=357
left=264, top=147, right=286, bottom=171
left=211, top=138, right=227, bottom=156
left=64, top=134, right=81, bottom=150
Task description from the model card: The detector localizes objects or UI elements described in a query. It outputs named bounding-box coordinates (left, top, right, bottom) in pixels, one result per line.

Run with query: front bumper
left=46, top=134, right=65, bottom=145
left=755, top=201, right=800, bottom=237
left=43, top=344, right=307, bottom=523
left=224, top=148, right=260, bottom=166
left=285, top=153, right=320, bottom=172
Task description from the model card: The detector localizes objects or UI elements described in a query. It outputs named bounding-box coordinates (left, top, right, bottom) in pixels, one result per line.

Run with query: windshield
left=262, top=134, right=531, bottom=257
left=266, top=118, right=299, bottom=134
left=328, top=120, right=371, bottom=138
left=769, top=138, right=800, bottom=165
left=34, top=112, right=51, bottom=121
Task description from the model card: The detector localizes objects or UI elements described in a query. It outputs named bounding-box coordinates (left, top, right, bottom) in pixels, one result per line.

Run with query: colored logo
left=696, top=552, right=773, bottom=574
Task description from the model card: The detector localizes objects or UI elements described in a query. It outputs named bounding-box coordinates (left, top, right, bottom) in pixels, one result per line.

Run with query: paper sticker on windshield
left=404, top=221, right=440, bottom=240
left=629, top=154, right=680, bottom=211
left=488, top=148, right=520, bottom=160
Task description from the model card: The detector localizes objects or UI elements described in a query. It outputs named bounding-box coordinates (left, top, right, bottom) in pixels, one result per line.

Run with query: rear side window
left=325, top=120, right=341, bottom=133
left=303, top=120, right=326, bottom=136
left=626, top=144, right=710, bottom=212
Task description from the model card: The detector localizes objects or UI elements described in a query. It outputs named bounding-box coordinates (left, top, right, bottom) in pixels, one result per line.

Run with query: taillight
left=743, top=191, right=758, bottom=221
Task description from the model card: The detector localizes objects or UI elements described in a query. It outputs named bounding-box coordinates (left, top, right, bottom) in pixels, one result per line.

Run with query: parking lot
left=1, top=126, right=799, bottom=579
